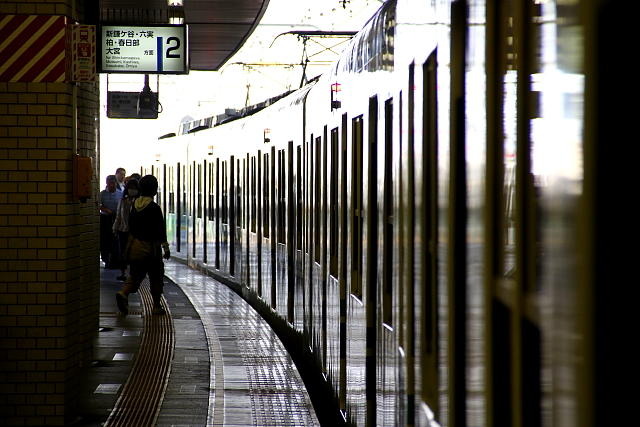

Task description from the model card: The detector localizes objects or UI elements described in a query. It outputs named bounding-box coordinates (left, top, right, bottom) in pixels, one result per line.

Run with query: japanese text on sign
left=100, top=25, right=187, bottom=74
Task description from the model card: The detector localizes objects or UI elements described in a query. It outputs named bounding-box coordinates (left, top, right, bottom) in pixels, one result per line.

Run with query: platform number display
left=100, top=25, right=187, bottom=74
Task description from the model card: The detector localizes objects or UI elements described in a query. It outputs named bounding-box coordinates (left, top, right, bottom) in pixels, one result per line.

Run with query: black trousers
left=100, top=214, right=117, bottom=266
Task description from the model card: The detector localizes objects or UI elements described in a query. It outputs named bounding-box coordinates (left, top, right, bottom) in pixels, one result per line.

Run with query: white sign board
left=100, top=25, right=187, bottom=74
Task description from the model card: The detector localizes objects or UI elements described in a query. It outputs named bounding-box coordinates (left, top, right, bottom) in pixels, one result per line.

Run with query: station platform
left=76, top=260, right=319, bottom=426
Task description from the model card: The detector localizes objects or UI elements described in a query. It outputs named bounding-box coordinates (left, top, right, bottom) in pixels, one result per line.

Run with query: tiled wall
left=0, top=2, right=101, bottom=425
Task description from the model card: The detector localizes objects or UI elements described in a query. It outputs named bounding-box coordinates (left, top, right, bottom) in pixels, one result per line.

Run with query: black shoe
left=116, top=292, right=128, bottom=316
left=116, top=275, right=126, bottom=281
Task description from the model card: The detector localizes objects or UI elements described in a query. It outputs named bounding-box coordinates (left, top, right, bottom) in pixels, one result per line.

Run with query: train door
left=220, top=159, right=229, bottom=273
left=166, top=165, right=177, bottom=254
left=229, top=156, right=236, bottom=276
left=379, top=95, right=397, bottom=427
left=304, top=137, right=312, bottom=337
left=239, top=156, right=246, bottom=284
left=346, top=114, right=366, bottom=426
left=269, top=147, right=276, bottom=308
left=339, top=113, right=348, bottom=415
left=192, top=160, right=202, bottom=262
left=215, top=158, right=221, bottom=270
left=249, top=154, right=258, bottom=292
left=206, top=159, right=215, bottom=265
left=417, top=51, right=439, bottom=426
left=365, top=96, right=379, bottom=426
left=294, top=144, right=305, bottom=333
left=256, top=151, right=262, bottom=297
left=276, top=147, right=287, bottom=316
left=261, top=151, right=272, bottom=304
left=326, top=126, right=340, bottom=394
left=484, top=1, right=576, bottom=426
left=444, top=2, right=469, bottom=425
left=286, top=141, right=295, bottom=324
left=180, top=163, right=188, bottom=260
left=312, top=135, right=323, bottom=357
left=176, top=162, right=183, bottom=256
left=202, top=160, right=207, bottom=264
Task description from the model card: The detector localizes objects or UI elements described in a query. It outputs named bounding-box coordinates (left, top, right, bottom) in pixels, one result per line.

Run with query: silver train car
left=140, top=0, right=624, bottom=426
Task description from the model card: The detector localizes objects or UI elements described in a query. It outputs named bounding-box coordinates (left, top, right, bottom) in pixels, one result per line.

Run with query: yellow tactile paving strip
left=104, top=279, right=175, bottom=426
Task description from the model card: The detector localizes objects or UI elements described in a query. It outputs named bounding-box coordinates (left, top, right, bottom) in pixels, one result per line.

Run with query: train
left=137, top=0, right=624, bottom=426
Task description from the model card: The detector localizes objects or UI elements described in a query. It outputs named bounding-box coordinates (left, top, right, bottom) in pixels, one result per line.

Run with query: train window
left=243, top=157, right=247, bottom=231
left=156, top=166, right=162, bottom=209
left=296, top=146, right=302, bottom=249
left=251, top=156, right=257, bottom=233
left=246, top=155, right=250, bottom=232
left=197, top=163, right=202, bottom=219
left=323, top=126, right=328, bottom=268
left=203, top=160, right=208, bottom=263
left=330, top=127, right=339, bottom=278
left=222, top=161, right=228, bottom=224
left=340, top=115, right=348, bottom=284
left=230, top=157, right=236, bottom=276
left=314, top=136, right=321, bottom=262
left=277, top=149, right=286, bottom=244
left=236, top=158, right=242, bottom=229
left=263, top=153, right=269, bottom=238
left=257, top=151, right=262, bottom=237
left=182, top=164, right=187, bottom=222
left=176, top=163, right=182, bottom=252
left=168, top=166, right=175, bottom=214
left=192, top=162, right=197, bottom=257
left=382, top=99, right=393, bottom=325
left=351, top=115, right=364, bottom=298
left=215, top=158, right=220, bottom=269
left=397, top=90, right=404, bottom=348
left=208, top=162, right=214, bottom=221
left=215, top=159, right=220, bottom=225
left=304, top=139, right=309, bottom=255
left=420, top=52, right=439, bottom=409
left=246, top=158, right=250, bottom=229
left=339, top=113, right=348, bottom=410
left=161, top=164, right=167, bottom=214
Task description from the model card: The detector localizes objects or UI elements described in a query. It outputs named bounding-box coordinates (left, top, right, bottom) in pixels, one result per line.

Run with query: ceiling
left=99, top=0, right=270, bottom=71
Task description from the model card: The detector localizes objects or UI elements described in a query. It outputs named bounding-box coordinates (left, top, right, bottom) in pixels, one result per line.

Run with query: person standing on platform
left=116, top=175, right=171, bottom=316
left=99, top=175, right=122, bottom=268
left=115, top=167, right=126, bottom=193
left=112, top=178, right=139, bottom=281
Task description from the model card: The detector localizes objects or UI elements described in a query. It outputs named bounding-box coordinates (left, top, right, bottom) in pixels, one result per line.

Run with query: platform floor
left=76, top=260, right=319, bottom=426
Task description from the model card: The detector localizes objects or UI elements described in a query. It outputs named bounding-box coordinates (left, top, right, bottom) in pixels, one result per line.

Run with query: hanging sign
left=99, top=24, right=187, bottom=74
left=107, top=91, right=158, bottom=119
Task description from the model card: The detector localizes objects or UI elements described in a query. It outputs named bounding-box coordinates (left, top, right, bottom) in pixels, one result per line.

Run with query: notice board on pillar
left=99, top=24, right=187, bottom=74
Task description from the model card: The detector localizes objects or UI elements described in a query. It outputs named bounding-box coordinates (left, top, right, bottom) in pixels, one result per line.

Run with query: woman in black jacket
left=115, top=175, right=170, bottom=316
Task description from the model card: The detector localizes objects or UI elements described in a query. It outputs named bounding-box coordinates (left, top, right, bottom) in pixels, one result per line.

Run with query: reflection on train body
left=139, top=1, right=618, bottom=426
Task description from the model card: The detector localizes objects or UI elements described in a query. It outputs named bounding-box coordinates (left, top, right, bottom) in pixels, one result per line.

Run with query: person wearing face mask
left=112, top=178, right=139, bottom=281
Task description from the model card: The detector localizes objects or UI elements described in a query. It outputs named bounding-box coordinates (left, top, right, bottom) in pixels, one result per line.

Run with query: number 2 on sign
left=166, top=37, right=180, bottom=58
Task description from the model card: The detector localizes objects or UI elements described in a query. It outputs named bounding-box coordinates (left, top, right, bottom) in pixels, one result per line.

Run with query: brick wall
left=0, top=2, right=101, bottom=425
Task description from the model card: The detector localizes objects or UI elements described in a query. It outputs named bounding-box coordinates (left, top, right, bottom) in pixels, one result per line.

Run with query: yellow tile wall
left=0, top=3, right=100, bottom=424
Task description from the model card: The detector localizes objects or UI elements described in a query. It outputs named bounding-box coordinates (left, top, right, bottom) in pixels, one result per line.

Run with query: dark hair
left=139, top=175, right=158, bottom=197
left=123, top=178, right=139, bottom=198
left=106, top=174, right=116, bottom=183
left=116, top=167, right=126, bottom=174
left=130, top=173, right=142, bottom=180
